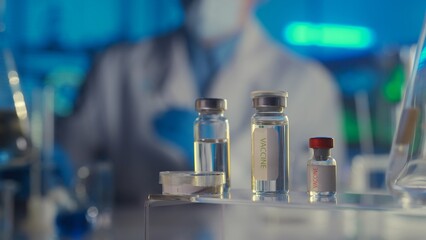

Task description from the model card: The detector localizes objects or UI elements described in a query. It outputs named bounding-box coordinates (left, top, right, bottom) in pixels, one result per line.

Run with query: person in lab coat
left=57, top=0, right=345, bottom=203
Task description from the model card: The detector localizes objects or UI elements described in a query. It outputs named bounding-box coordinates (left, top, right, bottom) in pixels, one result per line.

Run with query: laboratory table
left=145, top=189, right=426, bottom=240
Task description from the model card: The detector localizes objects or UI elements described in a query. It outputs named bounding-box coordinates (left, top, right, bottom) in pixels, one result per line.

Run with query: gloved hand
left=153, top=108, right=198, bottom=168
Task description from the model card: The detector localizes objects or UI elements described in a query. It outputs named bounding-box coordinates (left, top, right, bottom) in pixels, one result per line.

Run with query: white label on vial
left=253, top=128, right=279, bottom=181
left=307, top=165, right=336, bottom=192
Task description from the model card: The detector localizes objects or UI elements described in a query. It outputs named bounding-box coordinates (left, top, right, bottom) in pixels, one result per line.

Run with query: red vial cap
left=309, top=137, right=334, bottom=149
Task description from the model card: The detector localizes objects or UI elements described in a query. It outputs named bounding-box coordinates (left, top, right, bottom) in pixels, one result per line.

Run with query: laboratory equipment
left=194, top=98, right=230, bottom=192
left=80, top=162, right=113, bottom=230
left=251, top=91, right=289, bottom=194
left=0, top=181, right=16, bottom=240
left=24, top=88, right=59, bottom=240
left=0, top=0, right=31, bottom=168
left=159, top=171, right=225, bottom=195
left=386, top=15, right=426, bottom=203
left=351, top=154, right=388, bottom=193
left=0, top=50, right=31, bottom=168
left=57, top=162, right=113, bottom=238
left=307, top=137, right=336, bottom=198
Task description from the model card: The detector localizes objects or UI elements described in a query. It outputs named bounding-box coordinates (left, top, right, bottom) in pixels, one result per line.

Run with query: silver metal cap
left=251, top=91, right=288, bottom=108
left=195, top=98, right=227, bottom=112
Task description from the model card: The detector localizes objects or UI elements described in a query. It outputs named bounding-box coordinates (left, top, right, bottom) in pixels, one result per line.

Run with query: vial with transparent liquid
left=251, top=91, right=289, bottom=194
left=307, top=137, right=336, bottom=198
left=194, top=98, right=230, bottom=192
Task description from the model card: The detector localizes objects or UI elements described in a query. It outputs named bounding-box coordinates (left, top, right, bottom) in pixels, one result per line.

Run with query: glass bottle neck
left=198, top=110, right=225, bottom=116
left=313, top=149, right=331, bottom=161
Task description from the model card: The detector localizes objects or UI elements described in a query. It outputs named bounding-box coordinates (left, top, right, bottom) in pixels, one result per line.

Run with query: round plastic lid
left=309, top=137, right=334, bottom=149
left=251, top=91, right=288, bottom=99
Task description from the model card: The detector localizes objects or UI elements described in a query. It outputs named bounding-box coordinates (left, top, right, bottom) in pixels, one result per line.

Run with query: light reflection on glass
left=4, top=49, right=29, bottom=132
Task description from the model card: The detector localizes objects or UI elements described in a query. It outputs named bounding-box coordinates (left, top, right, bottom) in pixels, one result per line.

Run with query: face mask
left=185, top=0, right=247, bottom=43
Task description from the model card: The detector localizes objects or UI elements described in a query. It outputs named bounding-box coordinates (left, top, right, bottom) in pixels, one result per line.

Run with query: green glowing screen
left=284, top=22, right=375, bottom=49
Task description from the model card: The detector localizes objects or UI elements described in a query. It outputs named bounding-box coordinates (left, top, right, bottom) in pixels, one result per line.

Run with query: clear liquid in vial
left=194, top=138, right=230, bottom=191
left=251, top=123, right=289, bottom=194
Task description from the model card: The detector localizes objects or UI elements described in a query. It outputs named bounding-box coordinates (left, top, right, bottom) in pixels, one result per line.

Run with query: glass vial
left=307, top=137, right=337, bottom=197
left=251, top=91, right=289, bottom=194
left=194, top=98, right=231, bottom=192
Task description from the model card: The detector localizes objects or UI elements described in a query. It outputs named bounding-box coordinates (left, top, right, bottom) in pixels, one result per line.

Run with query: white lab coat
left=57, top=17, right=345, bottom=202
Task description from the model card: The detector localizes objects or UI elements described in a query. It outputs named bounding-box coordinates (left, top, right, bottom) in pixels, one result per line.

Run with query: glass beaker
left=55, top=161, right=113, bottom=239
left=386, top=15, right=426, bottom=203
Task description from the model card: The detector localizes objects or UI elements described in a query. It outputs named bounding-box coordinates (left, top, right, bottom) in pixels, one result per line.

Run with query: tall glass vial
left=194, top=98, right=230, bottom=192
left=251, top=91, right=289, bottom=194
left=307, top=137, right=336, bottom=197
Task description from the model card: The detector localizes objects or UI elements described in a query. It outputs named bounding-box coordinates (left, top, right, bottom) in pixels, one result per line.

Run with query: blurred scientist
left=57, top=0, right=345, bottom=202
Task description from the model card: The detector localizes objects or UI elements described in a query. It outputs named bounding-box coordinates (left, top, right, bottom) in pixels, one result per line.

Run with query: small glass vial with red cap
left=307, top=137, right=337, bottom=197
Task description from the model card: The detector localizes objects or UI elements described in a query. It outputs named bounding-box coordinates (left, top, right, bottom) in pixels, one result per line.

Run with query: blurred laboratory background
left=1, top=0, right=426, bottom=239
left=7, top=0, right=423, bottom=188
left=6, top=0, right=423, bottom=155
